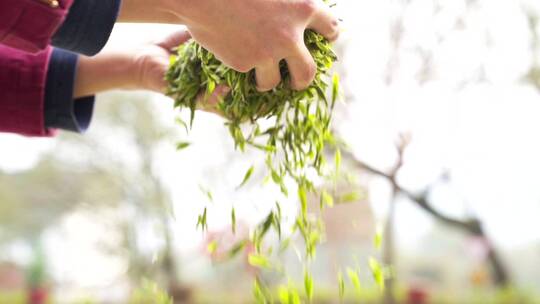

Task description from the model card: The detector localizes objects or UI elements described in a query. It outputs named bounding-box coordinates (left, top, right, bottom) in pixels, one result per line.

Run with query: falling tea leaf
left=176, top=142, right=190, bottom=150
left=237, top=166, right=255, bottom=189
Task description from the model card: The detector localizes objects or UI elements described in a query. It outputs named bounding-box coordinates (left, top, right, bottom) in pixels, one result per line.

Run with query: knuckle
left=296, top=0, right=317, bottom=18
left=276, top=29, right=301, bottom=49
left=296, top=62, right=317, bottom=88
left=255, top=50, right=276, bottom=66
left=230, top=61, right=253, bottom=73
left=303, top=61, right=317, bottom=81
left=328, top=20, right=340, bottom=40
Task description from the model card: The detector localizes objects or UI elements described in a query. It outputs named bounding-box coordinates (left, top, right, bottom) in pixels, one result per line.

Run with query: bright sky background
left=2, top=0, right=540, bottom=296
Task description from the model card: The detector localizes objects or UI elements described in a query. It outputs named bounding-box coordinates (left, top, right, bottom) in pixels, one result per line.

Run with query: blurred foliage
left=0, top=92, right=184, bottom=299
left=0, top=157, right=121, bottom=242
left=129, top=280, right=173, bottom=304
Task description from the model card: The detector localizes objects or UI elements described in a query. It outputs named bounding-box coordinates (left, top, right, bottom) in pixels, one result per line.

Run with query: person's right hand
left=176, top=0, right=339, bottom=92
left=129, top=0, right=336, bottom=92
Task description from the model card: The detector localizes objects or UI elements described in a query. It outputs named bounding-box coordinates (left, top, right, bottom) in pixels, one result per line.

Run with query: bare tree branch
left=341, top=137, right=510, bottom=286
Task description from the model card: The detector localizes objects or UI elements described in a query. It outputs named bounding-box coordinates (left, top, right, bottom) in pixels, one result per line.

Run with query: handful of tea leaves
left=166, top=29, right=339, bottom=301
left=166, top=29, right=338, bottom=193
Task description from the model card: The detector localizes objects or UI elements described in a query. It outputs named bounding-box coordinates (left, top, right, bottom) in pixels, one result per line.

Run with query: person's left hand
left=75, top=30, right=230, bottom=114
left=131, top=30, right=230, bottom=113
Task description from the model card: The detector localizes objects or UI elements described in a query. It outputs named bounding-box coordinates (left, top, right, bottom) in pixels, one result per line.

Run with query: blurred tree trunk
left=383, top=198, right=396, bottom=304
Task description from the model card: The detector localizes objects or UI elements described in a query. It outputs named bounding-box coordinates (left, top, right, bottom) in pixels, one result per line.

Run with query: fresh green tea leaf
left=347, top=268, right=361, bottom=295
left=174, top=117, right=189, bottom=133
left=374, top=225, right=383, bottom=250
left=298, top=186, right=308, bottom=217
left=338, top=271, right=345, bottom=300
left=231, top=208, right=237, bottom=234
left=304, top=270, right=314, bottom=301
left=321, top=190, right=334, bottom=208
left=339, top=191, right=362, bottom=204
left=248, top=254, right=272, bottom=269
left=369, top=257, right=385, bottom=290
left=332, top=73, right=340, bottom=106
left=278, top=284, right=301, bottom=304
left=253, top=278, right=269, bottom=304
left=206, top=79, right=216, bottom=95
left=335, top=148, right=342, bottom=172
left=207, top=240, right=218, bottom=255
left=227, top=240, right=247, bottom=259
left=196, top=208, right=208, bottom=232
left=176, top=142, right=191, bottom=150
left=237, top=166, right=255, bottom=189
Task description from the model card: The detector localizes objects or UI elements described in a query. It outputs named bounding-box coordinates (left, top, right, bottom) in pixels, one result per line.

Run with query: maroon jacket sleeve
left=0, top=44, right=55, bottom=136
left=0, top=0, right=74, bottom=53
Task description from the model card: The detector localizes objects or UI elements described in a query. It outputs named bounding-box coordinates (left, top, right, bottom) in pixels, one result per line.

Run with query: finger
left=286, top=45, right=317, bottom=90
left=157, top=30, right=192, bottom=52
left=255, top=63, right=282, bottom=92
left=307, top=4, right=340, bottom=42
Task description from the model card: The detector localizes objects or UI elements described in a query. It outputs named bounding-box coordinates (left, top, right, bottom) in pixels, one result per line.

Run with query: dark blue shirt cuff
left=51, top=0, right=122, bottom=56
left=44, top=48, right=95, bottom=133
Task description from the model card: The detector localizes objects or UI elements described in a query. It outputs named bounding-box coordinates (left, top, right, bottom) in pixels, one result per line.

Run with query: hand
left=174, top=0, right=340, bottom=91
left=119, top=0, right=339, bottom=91
left=74, top=30, right=229, bottom=114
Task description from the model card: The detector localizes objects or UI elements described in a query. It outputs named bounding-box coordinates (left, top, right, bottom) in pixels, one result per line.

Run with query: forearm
left=117, top=0, right=185, bottom=24
left=74, top=52, right=136, bottom=98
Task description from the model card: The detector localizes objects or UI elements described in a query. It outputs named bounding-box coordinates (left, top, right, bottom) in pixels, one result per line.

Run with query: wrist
left=74, top=51, right=138, bottom=98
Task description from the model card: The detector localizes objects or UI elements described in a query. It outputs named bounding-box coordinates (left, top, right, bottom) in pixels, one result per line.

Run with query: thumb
left=157, top=30, right=192, bottom=53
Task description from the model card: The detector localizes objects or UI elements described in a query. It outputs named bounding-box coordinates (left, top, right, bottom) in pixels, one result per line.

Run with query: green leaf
left=196, top=208, right=208, bottom=232
left=237, top=166, right=254, bottom=189
left=374, top=225, right=383, bottom=250
left=339, top=191, right=362, bottom=204
left=253, top=279, right=269, bottom=304
left=338, top=271, right=345, bottom=300
left=175, top=117, right=189, bottom=133
left=369, top=257, right=385, bottom=290
left=335, top=148, right=342, bottom=172
left=169, top=55, right=177, bottom=67
left=321, top=190, right=334, bottom=208
left=304, top=271, right=314, bottom=300
left=206, top=79, right=216, bottom=95
left=332, top=73, right=340, bottom=105
left=248, top=254, right=272, bottom=269
left=347, top=268, right=361, bottom=295
left=231, top=208, right=237, bottom=234
left=207, top=240, right=218, bottom=254
left=278, top=284, right=301, bottom=304
left=278, top=286, right=290, bottom=304
left=176, top=142, right=191, bottom=150
left=298, top=186, right=308, bottom=217
left=228, top=240, right=247, bottom=258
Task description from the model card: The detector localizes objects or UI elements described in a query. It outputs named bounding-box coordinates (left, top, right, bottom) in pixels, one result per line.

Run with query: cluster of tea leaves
left=166, top=25, right=394, bottom=300
left=166, top=27, right=392, bottom=300
left=166, top=28, right=339, bottom=301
